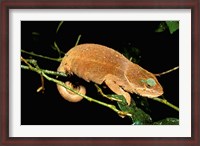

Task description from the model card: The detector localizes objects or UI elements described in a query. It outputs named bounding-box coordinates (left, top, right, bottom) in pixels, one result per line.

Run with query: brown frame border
left=0, top=0, right=199, bottom=145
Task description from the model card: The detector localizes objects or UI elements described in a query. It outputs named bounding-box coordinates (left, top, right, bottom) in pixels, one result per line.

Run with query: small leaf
left=32, top=32, right=40, bottom=41
left=32, top=32, right=40, bottom=35
left=117, top=100, right=152, bottom=125
left=166, top=21, right=179, bottom=34
left=137, top=96, right=151, bottom=112
left=153, top=118, right=179, bottom=125
left=155, top=22, right=167, bottom=33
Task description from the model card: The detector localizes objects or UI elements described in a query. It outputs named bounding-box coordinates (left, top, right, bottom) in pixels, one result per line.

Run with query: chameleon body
left=57, top=43, right=163, bottom=105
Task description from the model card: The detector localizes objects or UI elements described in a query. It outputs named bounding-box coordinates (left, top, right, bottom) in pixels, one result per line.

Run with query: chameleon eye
left=146, top=78, right=156, bottom=87
left=146, top=84, right=151, bottom=88
left=141, top=78, right=157, bottom=88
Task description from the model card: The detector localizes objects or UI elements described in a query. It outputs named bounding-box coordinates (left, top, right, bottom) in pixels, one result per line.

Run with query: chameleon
left=57, top=43, right=163, bottom=105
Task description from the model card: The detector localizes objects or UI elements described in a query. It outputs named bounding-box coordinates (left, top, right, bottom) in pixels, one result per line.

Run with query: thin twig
left=52, top=41, right=65, bottom=57
left=75, top=34, right=81, bottom=46
left=151, top=96, right=179, bottom=111
left=21, top=56, right=32, bottom=68
left=56, top=21, right=64, bottom=33
left=21, top=56, right=45, bottom=93
left=21, top=34, right=81, bottom=62
left=155, top=66, right=179, bottom=76
left=21, top=49, right=62, bottom=62
left=21, top=65, right=68, bottom=77
left=37, top=74, right=45, bottom=93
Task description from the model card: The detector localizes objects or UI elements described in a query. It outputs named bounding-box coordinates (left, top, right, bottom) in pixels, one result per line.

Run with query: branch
left=42, top=72, right=132, bottom=118
left=21, top=57, right=132, bottom=118
left=95, top=82, right=179, bottom=112
left=21, top=56, right=179, bottom=114
left=75, top=34, right=81, bottom=46
left=21, top=49, right=62, bottom=62
left=21, top=65, right=68, bottom=77
left=155, top=66, right=179, bottom=76
left=151, top=96, right=179, bottom=111
left=22, top=34, right=82, bottom=62
left=56, top=21, right=64, bottom=33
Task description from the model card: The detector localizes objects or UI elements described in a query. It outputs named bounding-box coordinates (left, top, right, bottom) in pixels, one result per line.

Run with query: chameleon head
left=134, top=77, right=164, bottom=98
left=126, top=64, right=164, bottom=98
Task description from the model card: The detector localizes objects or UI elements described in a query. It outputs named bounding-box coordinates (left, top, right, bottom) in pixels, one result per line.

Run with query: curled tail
left=57, top=66, right=86, bottom=102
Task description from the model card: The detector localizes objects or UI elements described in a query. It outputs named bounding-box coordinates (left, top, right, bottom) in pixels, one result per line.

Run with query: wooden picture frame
left=0, top=0, right=199, bottom=145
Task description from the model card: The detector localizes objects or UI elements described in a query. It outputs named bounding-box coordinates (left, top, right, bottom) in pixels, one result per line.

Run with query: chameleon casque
left=57, top=43, right=163, bottom=105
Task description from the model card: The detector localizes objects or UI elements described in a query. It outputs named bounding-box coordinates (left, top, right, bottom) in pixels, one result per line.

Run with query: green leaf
left=117, top=100, right=152, bottom=125
left=153, top=118, right=179, bottom=125
left=32, top=32, right=40, bottom=35
left=166, top=21, right=179, bottom=34
left=137, top=96, right=151, bottom=112
left=110, top=93, right=152, bottom=124
left=155, top=22, right=167, bottom=33
left=155, top=21, right=179, bottom=34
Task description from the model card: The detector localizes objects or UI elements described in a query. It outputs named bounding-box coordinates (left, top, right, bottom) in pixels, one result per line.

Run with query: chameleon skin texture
left=57, top=44, right=163, bottom=105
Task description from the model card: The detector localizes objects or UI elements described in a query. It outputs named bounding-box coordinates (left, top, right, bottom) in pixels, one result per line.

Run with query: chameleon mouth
left=135, top=87, right=164, bottom=98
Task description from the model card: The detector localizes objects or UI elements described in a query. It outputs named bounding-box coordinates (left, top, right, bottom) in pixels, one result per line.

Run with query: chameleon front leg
left=104, top=75, right=132, bottom=105
left=95, top=84, right=123, bottom=102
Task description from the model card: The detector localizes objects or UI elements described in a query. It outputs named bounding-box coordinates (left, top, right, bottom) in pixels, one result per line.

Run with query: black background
left=21, top=21, right=179, bottom=125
